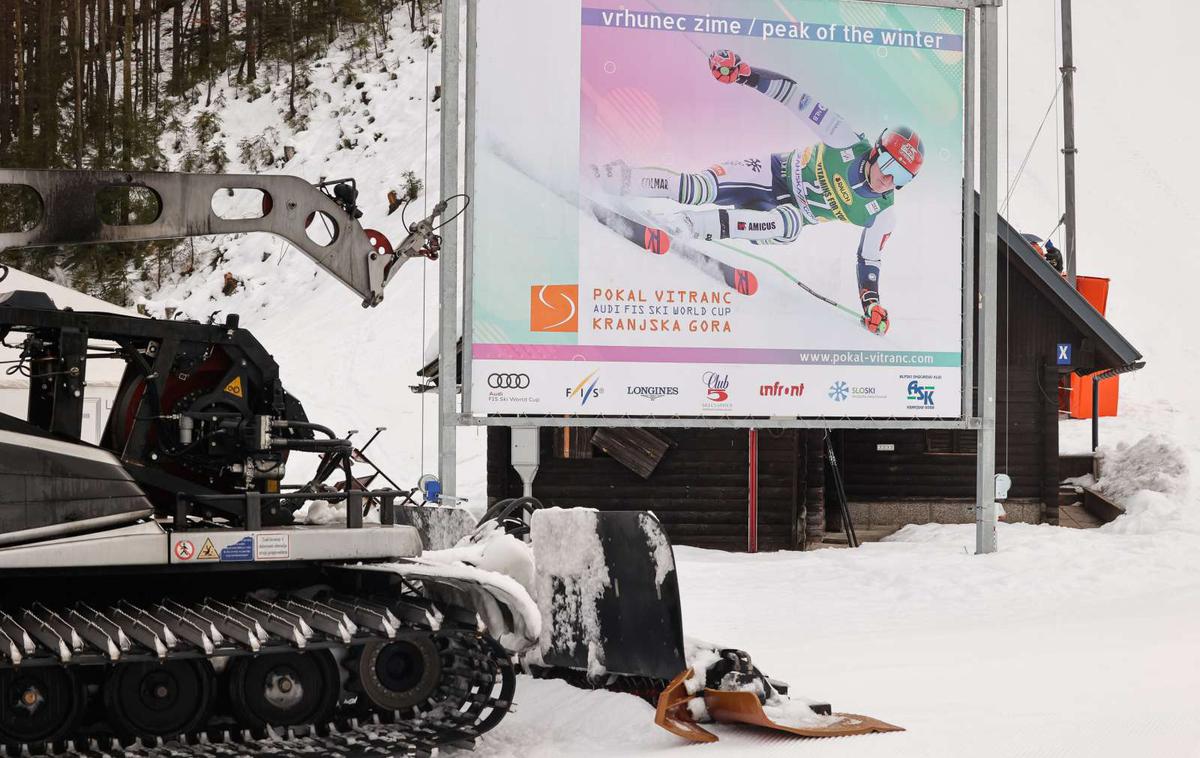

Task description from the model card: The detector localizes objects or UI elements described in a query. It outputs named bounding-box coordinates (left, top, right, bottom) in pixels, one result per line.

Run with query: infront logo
left=530, top=284, right=579, bottom=332
left=760, top=382, right=804, bottom=397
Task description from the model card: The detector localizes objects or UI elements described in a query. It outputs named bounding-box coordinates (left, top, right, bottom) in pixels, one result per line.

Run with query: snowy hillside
left=121, top=5, right=1200, bottom=755
left=139, top=11, right=488, bottom=499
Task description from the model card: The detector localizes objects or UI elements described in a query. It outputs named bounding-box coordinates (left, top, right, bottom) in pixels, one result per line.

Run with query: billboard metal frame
left=442, top=0, right=1001, bottom=550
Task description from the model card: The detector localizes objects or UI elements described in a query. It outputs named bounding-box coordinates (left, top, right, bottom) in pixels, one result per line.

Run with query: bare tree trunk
left=73, top=0, right=85, bottom=166
left=39, top=0, right=58, bottom=165
left=170, top=0, right=182, bottom=91
left=95, top=0, right=108, bottom=163
left=201, top=0, right=212, bottom=105
left=0, top=3, right=11, bottom=149
left=123, top=0, right=133, bottom=169
left=14, top=2, right=28, bottom=146
left=244, top=0, right=255, bottom=81
left=287, top=3, right=296, bottom=119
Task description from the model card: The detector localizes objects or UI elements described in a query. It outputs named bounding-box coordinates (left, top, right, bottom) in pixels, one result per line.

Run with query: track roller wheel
left=354, top=637, right=442, bottom=713
left=228, top=651, right=339, bottom=729
left=0, top=666, right=82, bottom=746
left=104, top=660, right=214, bottom=739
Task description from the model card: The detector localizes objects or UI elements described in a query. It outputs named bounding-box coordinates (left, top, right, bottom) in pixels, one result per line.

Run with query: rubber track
left=1, top=597, right=515, bottom=757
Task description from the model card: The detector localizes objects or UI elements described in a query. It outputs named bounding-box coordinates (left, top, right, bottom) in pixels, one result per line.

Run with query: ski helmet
left=870, top=126, right=924, bottom=189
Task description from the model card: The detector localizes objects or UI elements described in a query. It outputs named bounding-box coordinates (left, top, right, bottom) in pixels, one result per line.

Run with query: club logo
left=566, top=370, right=603, bottom=405
left=829, top=381, right=849, bottom=402
left=487, top=373, right=530, bottom=389
left=703, top=371, right=730, bottom=402
left=906, top=380, right=935, bottom=407
left=530, top=284, right=579, bottom=333
left=760, top=382, right=804, bottom=397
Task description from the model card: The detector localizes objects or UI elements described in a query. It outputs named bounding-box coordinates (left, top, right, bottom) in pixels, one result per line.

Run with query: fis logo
left=530, top=284, right=578, bottom=332
left=566, top=370, right=603, bottom=405
left=745, top=158, right=763, bottom=173
left=907, top=380, right=935, bottom=407
left=703, top=371, right=730, bottom=402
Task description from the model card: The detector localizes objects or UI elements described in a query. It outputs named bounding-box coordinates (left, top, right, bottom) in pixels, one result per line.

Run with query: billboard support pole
left=975, top=0, right=1000, bottom=554
left=1060, top=0, right=1078, bottom=287
left=438, top=0, right=461, bottom=498
left=748, top=429, right=759, bottom=553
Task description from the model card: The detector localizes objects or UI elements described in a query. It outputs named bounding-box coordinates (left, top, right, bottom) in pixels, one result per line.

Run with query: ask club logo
left=530, top=284, right=578, bottom=333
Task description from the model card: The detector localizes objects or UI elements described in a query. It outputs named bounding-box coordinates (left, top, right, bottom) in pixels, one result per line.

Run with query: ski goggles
left=873, top=150, right=915, bottom=188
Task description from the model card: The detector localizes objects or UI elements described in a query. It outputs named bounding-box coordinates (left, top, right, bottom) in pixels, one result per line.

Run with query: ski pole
left=709, top=239, right=864, bottom=325
left=643, top=0, right=711, bottom=57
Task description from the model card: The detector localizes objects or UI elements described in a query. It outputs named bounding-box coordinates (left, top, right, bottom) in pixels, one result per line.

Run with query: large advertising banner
left=471, top=0, right=966, bottom=418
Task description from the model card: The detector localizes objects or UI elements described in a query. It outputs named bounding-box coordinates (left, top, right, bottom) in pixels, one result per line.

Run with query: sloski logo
left=829, top=381, right=849, bottom=402
left=530, top=284, right=579, bottom=333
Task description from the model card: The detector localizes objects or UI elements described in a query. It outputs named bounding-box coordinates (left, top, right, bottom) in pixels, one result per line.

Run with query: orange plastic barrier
left=1076, top=275, right=1110, bottom=315
left=1064, top=372, right=1119, bottom=419
left=1060, top=275, right=1118, bottom=419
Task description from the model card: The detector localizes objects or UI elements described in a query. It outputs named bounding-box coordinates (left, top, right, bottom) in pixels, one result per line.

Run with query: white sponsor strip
left=471, top=360, right=961, bottom=418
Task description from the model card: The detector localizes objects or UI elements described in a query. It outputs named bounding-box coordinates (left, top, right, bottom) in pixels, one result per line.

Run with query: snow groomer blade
left=530, top=509, right=687, bottom=681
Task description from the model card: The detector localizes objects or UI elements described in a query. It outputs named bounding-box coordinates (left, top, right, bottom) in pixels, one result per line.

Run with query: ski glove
left=863, top=303, right=889, bottom=335
left=709, top=50, right=750, bottom=84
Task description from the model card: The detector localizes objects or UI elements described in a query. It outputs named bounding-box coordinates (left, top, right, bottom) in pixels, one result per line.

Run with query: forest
left=0, top=0, right=435, bottom=303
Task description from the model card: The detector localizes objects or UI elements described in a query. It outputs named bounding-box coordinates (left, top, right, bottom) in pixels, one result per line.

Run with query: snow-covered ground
left=117, top=2, right=1200, bottom=756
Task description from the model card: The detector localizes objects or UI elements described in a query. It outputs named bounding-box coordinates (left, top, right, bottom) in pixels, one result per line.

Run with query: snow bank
left=1094, top=434, right=1190, bottom=504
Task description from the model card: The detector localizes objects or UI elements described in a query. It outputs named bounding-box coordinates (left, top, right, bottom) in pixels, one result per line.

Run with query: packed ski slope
left=129, top=2, right=1200, bottom=756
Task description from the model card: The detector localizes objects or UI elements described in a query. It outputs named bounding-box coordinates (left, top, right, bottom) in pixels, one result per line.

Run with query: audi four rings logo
left=488, top=373, right=530, bottom=389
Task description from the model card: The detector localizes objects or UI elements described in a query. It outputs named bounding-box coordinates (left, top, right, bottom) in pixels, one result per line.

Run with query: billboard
left=469, top=0, right=967, bottom=419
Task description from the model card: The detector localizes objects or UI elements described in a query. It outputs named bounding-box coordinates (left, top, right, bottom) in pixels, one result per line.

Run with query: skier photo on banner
left=593, top=49, right=926, bottom=336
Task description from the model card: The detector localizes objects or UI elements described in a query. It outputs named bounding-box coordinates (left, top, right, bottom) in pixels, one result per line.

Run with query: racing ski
left=485, top=141, right=758, bottom=296
left=590, top=198, right=759, bottom=296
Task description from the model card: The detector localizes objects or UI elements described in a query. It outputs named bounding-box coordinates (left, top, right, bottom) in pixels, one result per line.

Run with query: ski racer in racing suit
left=596, top=50, right=926, bottom=336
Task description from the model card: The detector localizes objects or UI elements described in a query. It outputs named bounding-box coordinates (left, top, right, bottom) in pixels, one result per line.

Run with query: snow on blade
left=529, top=507, right=612, bottom=677
left=641, top=513, right=675, bottom=598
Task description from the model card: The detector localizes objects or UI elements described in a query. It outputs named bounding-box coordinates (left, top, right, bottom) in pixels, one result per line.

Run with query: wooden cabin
left=481, top=209, right=1143, bottom=550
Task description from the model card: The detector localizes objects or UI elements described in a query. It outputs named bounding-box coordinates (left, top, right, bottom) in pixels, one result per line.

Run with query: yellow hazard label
left=197, top=538, right=220, bottom=560
left=224, top=376, right=244, bottom=398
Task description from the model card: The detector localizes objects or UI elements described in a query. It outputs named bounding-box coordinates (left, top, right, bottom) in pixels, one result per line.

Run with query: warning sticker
left=219, top=536, right=254, bottom=562
left=197, top=538, right=220, bottom=561
left=224, top=376, right=244, bottom=398
left=173, top=540, right=196, bottom=561
left=255, top=533, right=290, bottom=561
